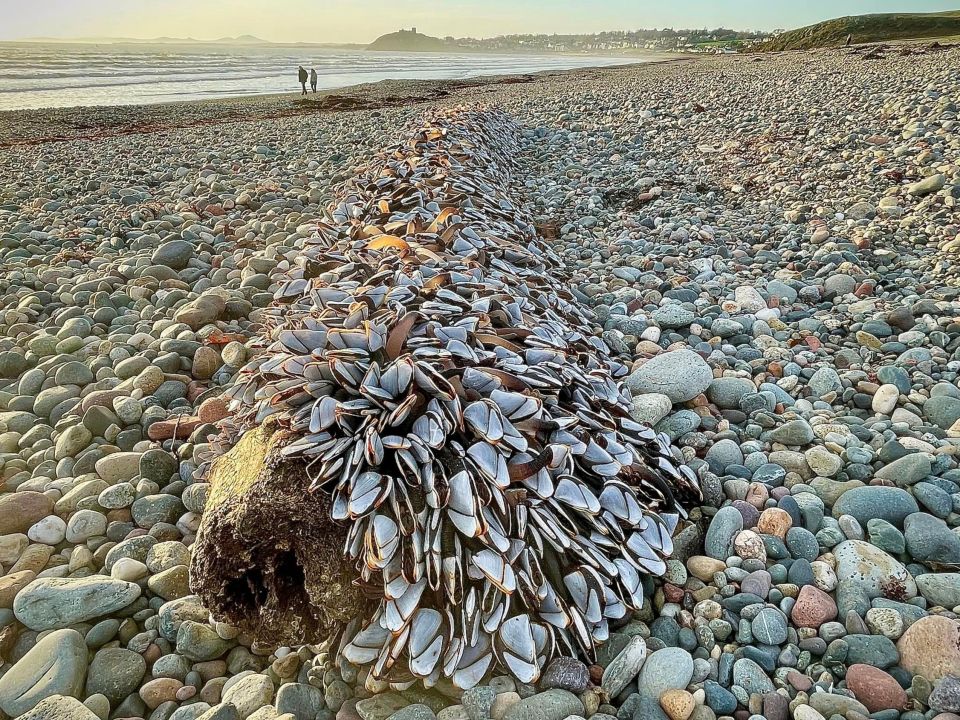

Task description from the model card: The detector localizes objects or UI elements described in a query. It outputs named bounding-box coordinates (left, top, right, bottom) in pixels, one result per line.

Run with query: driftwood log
left=191, top=421, right=368, bottom=645
left=191, top=107, right=701, bottom=688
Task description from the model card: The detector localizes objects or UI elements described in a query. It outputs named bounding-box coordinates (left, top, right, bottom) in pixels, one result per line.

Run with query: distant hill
left=212, top=35, right=268, bottom=44
left=755, top=10, right=960, bottom=51
left=368, top=29, right=448, bottom=52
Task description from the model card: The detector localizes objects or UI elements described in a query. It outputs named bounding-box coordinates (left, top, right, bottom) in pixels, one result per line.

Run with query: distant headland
left=367, top=28, right=447, bottom=52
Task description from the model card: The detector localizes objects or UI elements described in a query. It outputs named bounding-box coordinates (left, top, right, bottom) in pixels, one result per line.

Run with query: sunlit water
left=0, top=43, right=649, bottom=111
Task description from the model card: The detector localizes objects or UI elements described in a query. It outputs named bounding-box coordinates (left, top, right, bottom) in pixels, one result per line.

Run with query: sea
left=0, top=42, right=643, bottom=111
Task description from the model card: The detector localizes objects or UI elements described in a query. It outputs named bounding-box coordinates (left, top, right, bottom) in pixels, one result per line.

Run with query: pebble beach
left=1, top=41, right=960, bottom=720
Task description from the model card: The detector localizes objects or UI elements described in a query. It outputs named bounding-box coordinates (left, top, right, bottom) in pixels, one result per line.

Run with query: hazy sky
left=2, top=0, right=958, bottom=43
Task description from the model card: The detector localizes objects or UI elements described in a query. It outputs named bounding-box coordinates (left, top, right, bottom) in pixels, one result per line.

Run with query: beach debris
left=192, top=106, right=701, bottom=688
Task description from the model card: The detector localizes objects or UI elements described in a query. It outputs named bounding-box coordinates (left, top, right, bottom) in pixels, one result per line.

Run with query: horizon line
left=1, top=25, right=779, bottom=46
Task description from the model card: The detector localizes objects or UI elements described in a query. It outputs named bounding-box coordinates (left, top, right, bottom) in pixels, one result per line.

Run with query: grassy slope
left=755, top=10, right=960, bottom=51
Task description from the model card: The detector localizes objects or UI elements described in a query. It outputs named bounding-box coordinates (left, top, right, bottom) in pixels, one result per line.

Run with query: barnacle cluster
left=210, top=107, right=701, bottom=688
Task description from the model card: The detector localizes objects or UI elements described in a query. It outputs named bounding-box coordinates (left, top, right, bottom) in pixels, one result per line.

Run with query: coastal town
left=449, top=28, right=775, bottom=53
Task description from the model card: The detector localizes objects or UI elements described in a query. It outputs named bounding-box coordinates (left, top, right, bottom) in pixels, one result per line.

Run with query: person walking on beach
left=310, top=67, right=318, bottom=93
left=298, top=65, right=308, bottom=95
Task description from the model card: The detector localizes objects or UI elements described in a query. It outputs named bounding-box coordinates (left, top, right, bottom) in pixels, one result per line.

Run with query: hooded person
left=298, top=65, right=308, bottom=95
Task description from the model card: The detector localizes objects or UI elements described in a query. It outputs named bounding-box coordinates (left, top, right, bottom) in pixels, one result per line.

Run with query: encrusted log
left=191, top=107, right=701, bottom=688
left=190, top=420, right=368, bottom=645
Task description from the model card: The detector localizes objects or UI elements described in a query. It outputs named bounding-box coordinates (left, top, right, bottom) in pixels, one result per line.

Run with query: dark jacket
left=298, top=67, right=308, bottom=82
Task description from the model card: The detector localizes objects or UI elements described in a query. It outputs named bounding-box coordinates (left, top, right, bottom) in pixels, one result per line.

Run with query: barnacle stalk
left=191, top=107, right=701, bottom=689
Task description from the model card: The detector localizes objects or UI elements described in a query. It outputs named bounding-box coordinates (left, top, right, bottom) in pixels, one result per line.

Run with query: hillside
left=755, top=10, right=960, bottom=51
left=367, top=29, right=448, bottom=52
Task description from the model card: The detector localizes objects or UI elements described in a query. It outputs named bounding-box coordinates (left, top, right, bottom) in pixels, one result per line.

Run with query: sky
left=1, top=0, right=958, bottom=43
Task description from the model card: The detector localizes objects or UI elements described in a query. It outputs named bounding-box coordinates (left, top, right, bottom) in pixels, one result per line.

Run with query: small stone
left=95, top=451, right=143, bottom=483
left=140, top=677, right=183, bottom=709
left=148, top=564, right=191, bottom=600
left=865, top=607, right=904, bottom=639
left=751, top=608, right=788, bottom=645
left=0, top=492, right=54, bottom=534
left=734, top=286, right=767, bottom=312
left=768, top=419, right=814, bottom=446
left=793, top=707, right=825, bottom=720
left=732, top=657, right=774, bottom=695
left=707, top=377, right=755, bottom=410
left=846, top=664, right=908, bottom=712
left=601, top=635, right=646, bottom=697
left=0, top=570, right=36, bottom=608
left=385, top=706, right=435, bottom=720
left=733, top=529, right=766, bottom=561
left=807, top=693, right=868, bottom=718
left=199, top=397, right=230, bottom=423
left=540, top=657, right=589, bottom=693
left=930, top=676, right=960, bottom=713
left=704, top=506, right=743, bottom=560
left=741, top=570, right=771, bottom=599
left=197, top=703, right=242, bottom=720
left=926, top=395, right=960, bottom=431
left=845, top=633, right=899, bottom=668
left=833, top=486, right=918, bottom=527
left=86, top=648, right=146, bottom=705
left=659, top=689, right=695, bottom=720
left=15, top=695, right=100, bottom=720
left=757, top=508, right=792, bottom=539
left=502, top=689, right=584, bottom=720
left=221, top=673, right=274, bottom=719
left=152, top=239, right=196, bottom=270
left=637, top=647, right=695, bottom=700
left=867, top=518, right=905, bottom=554
left=808, top=367, right=842, bottom=398
left=490, top=692, right=520, bottom=720
left=908, top=173, right=946, bottom=196
left=27, top=515, right=67, bottom=545
left=804, top=446, right=842, bottom=477
left=917, top=573, right=960, bottom=608
left=192, top=346, right=222, bottom=380
left=276, top=682, right=325, bottom=719
left=54, top=424, right=93, bottom=459
left=653, top=305, right=695, bottom=329
left=176, top=620, right=235, bottom=662
left=872, top=384, right=900, bottom=414
left=175, top=293, right=227, bottom=330
left=874, top=453, right=932, bottom=486
left=898, top=616, right=960, bottom=681
left=65, top=509, right=107, bottom=543
left=904, top=512, right=960, bottom=565
left=687, top=556, right=726, bottom=582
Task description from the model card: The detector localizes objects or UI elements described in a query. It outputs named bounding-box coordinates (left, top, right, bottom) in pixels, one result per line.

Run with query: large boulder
left=0, top=629, right=88, bottom=716
left=625, top=350, right=713, bottom=404
left=833, top=540, right=916, bottom=600
left=13, top=576, right=141, bottom=631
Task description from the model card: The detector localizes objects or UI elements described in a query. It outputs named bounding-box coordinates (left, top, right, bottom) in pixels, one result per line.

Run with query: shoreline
left=0, top=55, right=686, bottom=147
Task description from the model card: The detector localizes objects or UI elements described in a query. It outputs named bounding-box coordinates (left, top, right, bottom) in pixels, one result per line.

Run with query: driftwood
left=191, top=421, right=368, bottom=645
left=190, top=107, right=700, bottom=687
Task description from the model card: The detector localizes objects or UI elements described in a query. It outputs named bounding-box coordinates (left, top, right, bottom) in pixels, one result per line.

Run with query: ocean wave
left=0, top=47, right=631, bottom=110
